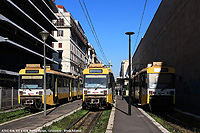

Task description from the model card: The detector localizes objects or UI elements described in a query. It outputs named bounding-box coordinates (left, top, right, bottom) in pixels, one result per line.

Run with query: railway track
left=0, top=110, right=30, bottom=120
left=147, top=110, right=200, bottom=132
left=66, top=110, right=103, bottom=133
left=0, top=108, right=33, bottom=124
left=0, top=105, right=56, bottom=124
left=0, top=100, right=79, bottom=126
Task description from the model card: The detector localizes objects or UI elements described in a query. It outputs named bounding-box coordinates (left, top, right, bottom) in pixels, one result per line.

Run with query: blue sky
left=55, top=0, right=162, bottom=79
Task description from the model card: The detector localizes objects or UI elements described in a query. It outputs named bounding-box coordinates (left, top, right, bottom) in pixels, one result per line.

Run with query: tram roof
left=133, top=64, right=175, bottom=78
left=19, top=64, right=74, bottom=78
left=83, top=63, right=113, bottom=75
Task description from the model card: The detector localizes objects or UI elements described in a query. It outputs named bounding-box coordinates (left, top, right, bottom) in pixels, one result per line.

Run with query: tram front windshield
left=84, top=75, right=108, bottom=88
left=148, top=73, right=174, bottom=89
left=20, top=76, right=43, bottom=89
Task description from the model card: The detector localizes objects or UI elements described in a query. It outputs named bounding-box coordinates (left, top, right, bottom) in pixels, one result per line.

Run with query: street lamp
left=125, top=31, right=135, bottom=116
left=39, top=31, right=50, bottom=116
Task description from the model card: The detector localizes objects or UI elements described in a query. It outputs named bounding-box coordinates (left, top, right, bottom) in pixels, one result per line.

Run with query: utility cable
left=132, top=0, right=147, bottom=55
left=80, top=0, right=109, bottom=64
left=79, top=0, right=109, bottom=65
left=96, top=54, right=108, bottom=65
left=82, top=0, right=108, bottom=64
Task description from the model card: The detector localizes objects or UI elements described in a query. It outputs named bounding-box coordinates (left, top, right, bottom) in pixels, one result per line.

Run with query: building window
left=57, top=30, right=63, bottom=36
left=59, top=51, right=62, bottom=59
left=52, top=31, right=54, bottom=36
left=52, top=43, right=54, bottom=48
left=57, top=18, right=64, bottom=26
left=59, top=43, right=62, bottom=48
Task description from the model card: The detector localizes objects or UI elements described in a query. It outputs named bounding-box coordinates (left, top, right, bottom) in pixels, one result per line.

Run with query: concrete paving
left=113, top=96, right=164, bottom=133
left=0, top=100, right=82, bottom=132
left=0, top=96, right=170, bottom=133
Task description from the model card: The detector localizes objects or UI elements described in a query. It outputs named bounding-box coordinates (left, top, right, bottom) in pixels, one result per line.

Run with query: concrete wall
left=132, top=0, right=200, bottom=114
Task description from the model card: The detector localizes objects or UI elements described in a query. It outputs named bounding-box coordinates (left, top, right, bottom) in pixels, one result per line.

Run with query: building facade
left=87, top=43, right=99, bottom=65
left=0, top=0, right=58, bottom=88
left=119, top=60, right=129, bottom=79
left=52, top=5, right=88, bottom=76
left=132, top=0, right=200, bottom=114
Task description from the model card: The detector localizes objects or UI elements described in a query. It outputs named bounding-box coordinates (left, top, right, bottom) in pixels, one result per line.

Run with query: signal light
left=104, top=90, right=107, bottom=95
left=39, top=91, right=43, bottom=95
left=84, top=90, right=87, bottom=94
left=19, top=91, right=23, bottom=95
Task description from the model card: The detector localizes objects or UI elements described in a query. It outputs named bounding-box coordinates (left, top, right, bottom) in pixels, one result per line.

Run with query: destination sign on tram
left=89, top=69, right=103, bottom=73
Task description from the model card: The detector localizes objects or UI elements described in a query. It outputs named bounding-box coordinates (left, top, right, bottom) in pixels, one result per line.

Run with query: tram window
left=148, top=73, right=174, bottom=89
left=84, top=75, right=108, bottom=88
left=76, top=80, right=78, bottom=87
left=112, top=77, right=115, bottom=88
left=58, top=78, right=60, bottom=87
left=134, top=76, right=139, bottom=87
left=108, top=75, right=111, bottom=88
left=58, top=78, right=61, bottom=87
left=46, top=74, right=53, bottom=89
left=64, top=79, right=67, bottom=87
left=66, top=78, right=69, bottom=87
left=108, top=74, right=114, bottom=88
left=74, top=79, right=77, bottom=87
left=71, top=79, right=74, bottom=87
left=58, top=77, right=64, bottom=87
left=141, top=73, right=147, bottom=88
left=62, top=78, right=64, bottom=87
left=112, top=76, right=115, bottom=88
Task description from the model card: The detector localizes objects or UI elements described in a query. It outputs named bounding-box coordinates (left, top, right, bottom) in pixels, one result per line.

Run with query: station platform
left=113, top=96, right=165, bottom=133
left=0, top=100, right=82, bottom=132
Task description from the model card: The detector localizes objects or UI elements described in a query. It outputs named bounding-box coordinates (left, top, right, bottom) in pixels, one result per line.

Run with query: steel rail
left=66, top=110, right=103, bottom=133
left=65, top=110, right=90, bottom=130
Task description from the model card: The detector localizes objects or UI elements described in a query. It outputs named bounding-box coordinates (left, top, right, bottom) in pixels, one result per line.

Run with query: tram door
left=50, top=74, right=55, bottom=103
left=69, top=79, right=72, bottom=99
left=54, top=76, right=58, bottom=103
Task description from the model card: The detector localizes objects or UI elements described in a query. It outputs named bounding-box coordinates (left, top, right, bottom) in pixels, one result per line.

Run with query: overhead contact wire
left=79, top=0, right=109, bottom=65
left=82, top=0, right=109, bottom=64
left=133, top=0, right=147, bottom=55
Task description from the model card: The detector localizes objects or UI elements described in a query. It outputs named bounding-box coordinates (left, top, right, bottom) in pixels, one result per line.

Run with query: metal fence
left=0, top=87, right=20, bottom=109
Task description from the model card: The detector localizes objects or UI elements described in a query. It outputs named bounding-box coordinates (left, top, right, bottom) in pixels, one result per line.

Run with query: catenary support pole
left=125, top=32, right=135, bottom=116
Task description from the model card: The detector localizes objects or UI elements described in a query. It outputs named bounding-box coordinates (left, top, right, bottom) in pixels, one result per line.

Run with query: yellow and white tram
left=82, top=63, right=115, bottom=109
left=132, top=62, right=175, bottom=111
left=18, top=64, right=82, bottom=110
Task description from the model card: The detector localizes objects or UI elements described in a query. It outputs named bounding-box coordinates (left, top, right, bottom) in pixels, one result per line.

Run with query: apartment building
left=0, top=0, right=58, bottom=87
left=119, top=60, right=129, bottom=79
left=52, top=5, right=88, bottom=76
left=88, top=43, right=99, bottom=64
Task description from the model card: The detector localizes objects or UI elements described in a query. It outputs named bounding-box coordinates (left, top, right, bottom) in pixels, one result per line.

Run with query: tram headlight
left=39, top=91, right=43, bottom=95
left=149, top=91, right=153, bottom=95
left=84, top=90, right=87, bottom=94
left=104, top=90, right=107, bottom=95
